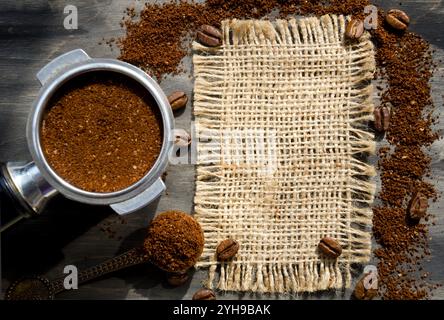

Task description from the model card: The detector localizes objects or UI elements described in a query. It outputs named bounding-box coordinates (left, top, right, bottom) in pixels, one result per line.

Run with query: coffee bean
left=197, top=25, right=222, bottom=47
left=216, top=239, right=239, bottom=261
left=168, top=91, right=188, bottom=111
left=374, top=107, right=382, bottom=131
left=192, top=288, right=216, bottom=300
left=386, top=9, right=410, bottom=31
left=318, top=237, right=342, bottom=259
left=382, top=106, right=391, bottom=131
left=353, top=273, right=378, bottom=300
left=374, top=106, right=390, bottom=132
left=167, top=272, right=189, bottom=287
left=408, top=191, right=428, bottom=220
left=174, top=129, right=192, bottom=147
left=345, top=19, right=364, bottom=40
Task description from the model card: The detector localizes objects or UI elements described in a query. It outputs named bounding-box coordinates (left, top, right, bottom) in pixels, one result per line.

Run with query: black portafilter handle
left=0, top=162, right=37, bottom=233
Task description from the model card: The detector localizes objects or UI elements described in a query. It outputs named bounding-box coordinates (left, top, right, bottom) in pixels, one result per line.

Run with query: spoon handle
left=50, top=247, right=149, bottom=295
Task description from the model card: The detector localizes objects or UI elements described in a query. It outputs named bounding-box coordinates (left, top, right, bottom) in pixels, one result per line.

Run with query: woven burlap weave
left=192, top=15, right=376, bottom=293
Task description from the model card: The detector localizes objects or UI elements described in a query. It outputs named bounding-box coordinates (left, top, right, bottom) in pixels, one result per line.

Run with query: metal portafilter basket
left=0, top=49, right=174, bottom=233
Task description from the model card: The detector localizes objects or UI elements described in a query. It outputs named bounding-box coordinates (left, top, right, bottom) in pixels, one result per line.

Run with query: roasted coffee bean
left=382, top=107, right=391, bottom=131
left=216, top=239, right=240, bottom=261
left=174, top=129, right=192, bottom=147
left=318, top=237, right=342, bottom=259
left=345, top=19, right=364, bottom=40
left=408, top=192, right=428, bottom=220
left=374, top=106, right=390, bottom=132
left=192, top=288, right=216, bottom=300
left=374, top=107, right=382, bottom=131
left=168, top=91, right=188, bottom=111
left=167, top=272, right=189, bottom=287
left=386, top=9, right=410, bottom=31
left=353, top=273, right=378, bottom=300
left=197, top=25, right=222, bottom=47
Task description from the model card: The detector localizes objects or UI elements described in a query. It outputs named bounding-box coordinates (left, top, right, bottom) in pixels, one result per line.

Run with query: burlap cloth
left=192, top=15, right=376, bottom=293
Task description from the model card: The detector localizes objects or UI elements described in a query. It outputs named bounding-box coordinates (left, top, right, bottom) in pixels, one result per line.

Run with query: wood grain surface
left=0, top=0, right=443, bottom=300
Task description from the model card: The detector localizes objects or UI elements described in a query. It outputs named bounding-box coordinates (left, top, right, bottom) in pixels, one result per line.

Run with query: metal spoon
left=5, top=247, right=149, bottom=300
left=6, top=211, right=203, bottom=300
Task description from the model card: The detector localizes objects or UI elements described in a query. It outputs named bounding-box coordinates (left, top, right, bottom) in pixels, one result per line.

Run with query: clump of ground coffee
left=144, top=211, right=204, bottom=273
left=41, top=72, right=163, bottom=193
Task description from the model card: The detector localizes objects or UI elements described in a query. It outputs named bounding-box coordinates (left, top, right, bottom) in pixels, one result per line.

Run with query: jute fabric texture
left=192, top=15, right=376, bottom=293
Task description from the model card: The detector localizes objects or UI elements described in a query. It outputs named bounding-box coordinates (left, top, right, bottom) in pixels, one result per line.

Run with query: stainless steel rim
left=26, top=59, right=174, bottom=205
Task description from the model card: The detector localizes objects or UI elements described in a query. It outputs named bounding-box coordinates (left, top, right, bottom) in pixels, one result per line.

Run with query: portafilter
left=0, top=49, right=174, bottom=232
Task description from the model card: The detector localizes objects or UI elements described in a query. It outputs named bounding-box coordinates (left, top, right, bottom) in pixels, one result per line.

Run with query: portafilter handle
left=0, top=160, right=166, bottom=232
left=0, top=162, right=58, bottom=233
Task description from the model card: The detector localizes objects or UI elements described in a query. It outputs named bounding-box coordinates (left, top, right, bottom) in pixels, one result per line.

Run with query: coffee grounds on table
left=118, top=0, right=370, bottom=80
left=117, top=0, right=440, bottom=299
left=41, top=72, right=163, bottom=193
left=371, top=10, right=441, bottom=300
left=144, top=211, right=204, bottom=273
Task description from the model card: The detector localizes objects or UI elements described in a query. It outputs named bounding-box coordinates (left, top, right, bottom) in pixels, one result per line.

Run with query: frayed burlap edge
left=192, top=15, right=376, bottom=293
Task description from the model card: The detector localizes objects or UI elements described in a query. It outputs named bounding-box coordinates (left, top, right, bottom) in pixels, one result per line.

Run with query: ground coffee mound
left=41, top=72, right=163, bottom=193
left=144, top=211, right=204, bottom=273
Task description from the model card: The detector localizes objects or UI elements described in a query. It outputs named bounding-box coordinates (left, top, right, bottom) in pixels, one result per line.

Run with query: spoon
left=5, top=247, right=149, bottom=300
left=5, top=210, right=204, bottom=300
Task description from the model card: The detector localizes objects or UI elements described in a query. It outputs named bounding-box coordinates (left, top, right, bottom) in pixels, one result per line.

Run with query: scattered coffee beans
left=216, top=239, right=239, bottom=261
left=192, top=288, right=216, bottom=300
left=318, top=237, right=342, bottom=259
left=345, top=18, right=364, bottom=40
left=408, top=192, right=428, bottom=221
left=374, top=105, right=391, bottom=132
left=197, top=25, right=222, bottom=47
left=168, top=91, right=188, bottom=112
left=373, top=7, right=439, bottom=299
left=385, top=9, right=410, bottom=31
left=118, top=1, right=371, bottom=79
left=353, top=273, right=378, bottom=300
left=117, top=0, right=439, bottom=299
left=167, top=272, right=190, bottom=287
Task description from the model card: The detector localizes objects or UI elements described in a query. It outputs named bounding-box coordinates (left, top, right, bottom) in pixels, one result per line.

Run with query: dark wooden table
left=0, top=0, right=443, bottom=300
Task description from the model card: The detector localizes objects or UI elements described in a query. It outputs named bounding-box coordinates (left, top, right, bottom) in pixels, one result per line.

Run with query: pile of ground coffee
left=144, top=211, right=204, bottom=273
left=371, top=10, right=441, bottom=299
left=117, top=0, right=440, bottom=299
left=41, top=72, right=163, bottom=193
left=118, top=0, right=369, bottom=80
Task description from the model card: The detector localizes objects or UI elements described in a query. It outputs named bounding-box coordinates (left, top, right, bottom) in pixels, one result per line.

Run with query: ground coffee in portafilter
left=41, top=72, right=163, bottom=193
